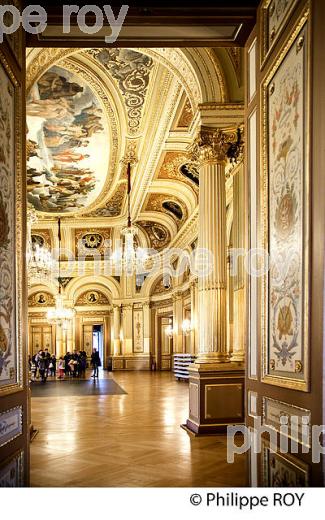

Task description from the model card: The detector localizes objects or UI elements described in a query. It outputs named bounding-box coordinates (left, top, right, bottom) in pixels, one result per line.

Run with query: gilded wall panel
left=262, top=441, right=309, bottom=486
left=133, top=307, right=144, bottom=353
left=261, top=12, right=309, bottom=390
left=263, top=396, right=311, bottom=446
left=0, top=51, right=23, bottom=394
left=0, top=450, right=24, bottom=487
left=261, top=0, right=300, bottom=64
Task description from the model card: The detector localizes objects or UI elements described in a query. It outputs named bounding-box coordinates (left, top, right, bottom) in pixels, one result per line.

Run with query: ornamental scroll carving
left=86, top=49, right=154, bottom=135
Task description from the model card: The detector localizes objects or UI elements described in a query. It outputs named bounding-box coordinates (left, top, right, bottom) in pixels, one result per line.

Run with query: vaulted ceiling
left=27, top=46, right=244, bottom=252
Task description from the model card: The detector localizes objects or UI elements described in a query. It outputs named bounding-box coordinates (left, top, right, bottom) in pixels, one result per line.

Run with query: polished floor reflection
left=30, top=371, right=247, bottom=487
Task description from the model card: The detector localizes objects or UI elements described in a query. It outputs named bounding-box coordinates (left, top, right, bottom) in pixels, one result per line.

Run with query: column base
left=185, top=362, right=245, bottom=435
left=230, top=350, right=245, bottom=363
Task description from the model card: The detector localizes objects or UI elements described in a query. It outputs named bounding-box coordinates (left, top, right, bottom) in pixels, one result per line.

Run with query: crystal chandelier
left=47, top=218, right=75, bottom=329
left=28, top=243, right=54, bottom=282
left=27, top=207, right=53, bottom=284
left=47, top=293, right=75, bottom=330
left=111, top=162, right=148, bottom=286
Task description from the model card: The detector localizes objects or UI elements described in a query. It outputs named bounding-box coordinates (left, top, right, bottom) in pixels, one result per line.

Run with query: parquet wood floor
left=30, top=371, right=247, bottom=487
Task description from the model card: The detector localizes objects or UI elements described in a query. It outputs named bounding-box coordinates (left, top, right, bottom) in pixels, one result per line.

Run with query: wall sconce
left=182, top=319, right=192, bottom=335
left=166, top=318, right=174, bottom=338
left=166, top=325, right=174, bottom=338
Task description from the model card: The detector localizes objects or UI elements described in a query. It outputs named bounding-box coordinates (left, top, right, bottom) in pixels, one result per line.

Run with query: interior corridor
left=30, top=372, right=247, bottom=487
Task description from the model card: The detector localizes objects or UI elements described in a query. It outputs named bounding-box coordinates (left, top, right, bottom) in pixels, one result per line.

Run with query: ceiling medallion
left=136, top=220, right=171, bottom=251
left=145, top=194, right=187, bottom=229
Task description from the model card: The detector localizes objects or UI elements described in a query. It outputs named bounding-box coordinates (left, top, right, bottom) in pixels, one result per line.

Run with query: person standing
left=31, top=355, right=37, bottom=381
left=44, top=348, right=51, bottom=379
left=57, top=357, right=65, bottom=379
left=64, top=352, right=71, bottom=376
left=38, top=352, right=48, bottom=383
left=90, top=348, right=101, bottom=378
left=49, top=354, right=56, bottom=377
left=80, top=352, right=87, bottom=378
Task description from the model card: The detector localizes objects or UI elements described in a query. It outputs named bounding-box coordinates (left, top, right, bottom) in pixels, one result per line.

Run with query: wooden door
left=82, top=325, right=93, bottom=358
left=0, top=4, right=29, bottom=487
left=31, top=325, right=54, bottom=356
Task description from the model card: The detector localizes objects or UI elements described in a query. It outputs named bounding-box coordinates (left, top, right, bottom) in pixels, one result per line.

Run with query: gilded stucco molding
left=131, top=76, right=182, bottom=222
left=188, top=126, right=241, bottom=166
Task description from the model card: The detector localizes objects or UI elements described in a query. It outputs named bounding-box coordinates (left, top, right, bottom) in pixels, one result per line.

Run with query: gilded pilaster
left=113, top=304, right=121, bottom=356
left=172, top=291, right=184, bottom=353
left=143, top=302, right=151, bottom=355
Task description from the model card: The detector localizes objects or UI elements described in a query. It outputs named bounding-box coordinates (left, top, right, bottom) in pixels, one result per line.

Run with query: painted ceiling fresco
left=26, top=65, right=108, bottom=213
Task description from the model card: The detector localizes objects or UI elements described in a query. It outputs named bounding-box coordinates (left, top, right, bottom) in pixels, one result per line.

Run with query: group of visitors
left=29, top=348, right=101, bottom=382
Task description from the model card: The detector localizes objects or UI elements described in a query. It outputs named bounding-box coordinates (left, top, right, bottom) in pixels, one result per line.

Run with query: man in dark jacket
left=90, top=348, right=101, bottom=378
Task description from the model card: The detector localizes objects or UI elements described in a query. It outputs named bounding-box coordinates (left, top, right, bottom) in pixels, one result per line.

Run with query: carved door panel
left=83, top=325, right=93, bottom=357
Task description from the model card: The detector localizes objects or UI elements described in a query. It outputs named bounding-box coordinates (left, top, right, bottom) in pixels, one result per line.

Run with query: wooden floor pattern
left=30, top=371, right=247, bottom=487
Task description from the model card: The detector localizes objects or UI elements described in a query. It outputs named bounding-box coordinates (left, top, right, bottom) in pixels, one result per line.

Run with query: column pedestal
left=186, top=362, right=245, bottom=435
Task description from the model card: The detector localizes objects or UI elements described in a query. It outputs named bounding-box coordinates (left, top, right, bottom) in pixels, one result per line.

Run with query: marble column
left=113, top=304, right=121, bottom=356
left=190, top=281, right=197, bottom=354
left=185, top=126, right=245, bottom=435
left=66, top=319, right=74, bottom=353
left=172, top=291, right=183, bottom=353
left=197, top=157, right=228, bottom=363
left=55, top=324, right=63, bottom=357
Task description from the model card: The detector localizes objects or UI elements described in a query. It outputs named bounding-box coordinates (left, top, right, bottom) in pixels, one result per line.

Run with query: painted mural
left=0, top=60, right=17, bottom=389
left=27, top=65, right=108, bottom=213
left=265, top=24, right=308, bottom=387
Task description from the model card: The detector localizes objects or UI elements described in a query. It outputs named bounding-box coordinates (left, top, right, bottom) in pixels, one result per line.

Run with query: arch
left=149, top=180, right=197, bottom=214
left=140, top=270, right=170, bottom=299
left=65, top=275, right=121, bottom=302
left=28, top=282, right=57, bottom=297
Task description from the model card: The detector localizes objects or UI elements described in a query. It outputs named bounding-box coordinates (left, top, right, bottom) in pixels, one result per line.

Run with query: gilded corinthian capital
left=188, top=126, right=243, bottom=166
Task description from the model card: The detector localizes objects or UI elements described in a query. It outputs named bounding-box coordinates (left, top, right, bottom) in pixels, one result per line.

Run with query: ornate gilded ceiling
left=26, top=46, right=243, bottom=252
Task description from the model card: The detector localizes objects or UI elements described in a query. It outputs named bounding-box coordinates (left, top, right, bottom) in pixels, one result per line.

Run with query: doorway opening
left=93, top=324, right=104, bottom=365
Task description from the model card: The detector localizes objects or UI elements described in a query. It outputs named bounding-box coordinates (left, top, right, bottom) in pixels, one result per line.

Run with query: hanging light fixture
left=111, top=162, right=148, bottom=285
left=47, top=218, right=75, bottom=329
left=27, top=207, right=53, bottom=285
left=28, top=243, right=54, bottom=283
